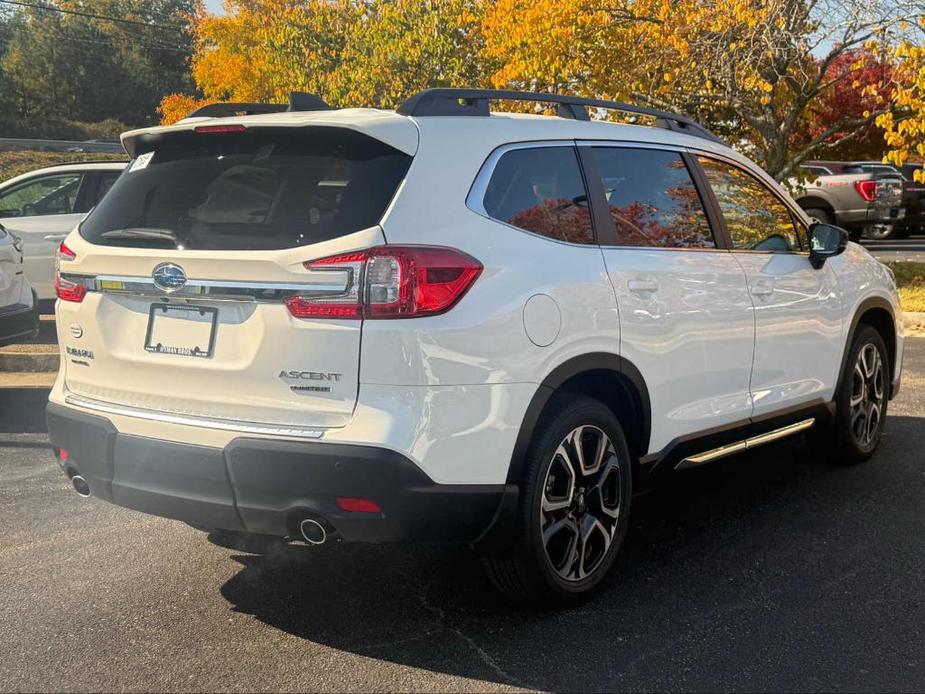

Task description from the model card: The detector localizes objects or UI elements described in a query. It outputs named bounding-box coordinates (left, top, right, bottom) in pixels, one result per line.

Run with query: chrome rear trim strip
left=61, top=273, right=351, bottom=303
left=675, top=418, right=815, bottom=471
left=64, top=393, right=326, bottom=439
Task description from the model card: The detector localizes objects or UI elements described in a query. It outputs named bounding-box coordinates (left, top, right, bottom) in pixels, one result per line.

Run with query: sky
left=205, top=0, right=224, bottom=13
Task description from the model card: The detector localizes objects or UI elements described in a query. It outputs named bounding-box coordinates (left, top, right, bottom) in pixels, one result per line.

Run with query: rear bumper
left=46, top=403, right=512, bottom=544
left=837, top=206, right=904, bottom=228
left=0, top=295, right=39, bottom=347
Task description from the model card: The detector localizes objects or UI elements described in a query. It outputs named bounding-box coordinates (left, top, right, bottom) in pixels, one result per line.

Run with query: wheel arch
left=835, top=296, right=897, bottom=399
left=797, top=195, right=836, bottom=216
left=505, top=353, right=651, bottom=486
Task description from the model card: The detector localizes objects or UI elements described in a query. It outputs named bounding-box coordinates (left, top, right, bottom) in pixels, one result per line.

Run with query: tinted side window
left=0, top=173, right=83, bottom=218
left=698, top=157, right=800, bottom=252
left=482, top=147, right=594, bottom=245
left=590, top=147, right=715, bottom=248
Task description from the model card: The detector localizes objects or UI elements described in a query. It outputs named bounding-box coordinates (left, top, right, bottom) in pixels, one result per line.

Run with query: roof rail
left=37, top=159, right=129, bottom=168
left=396, top=88, right=722, bottom=143
left=185, top=91, right=331, bottom=120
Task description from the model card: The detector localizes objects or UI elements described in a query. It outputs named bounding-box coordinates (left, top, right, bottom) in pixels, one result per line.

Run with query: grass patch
left=0, top=150, right=126, bottom=183
left=884, top=261, right=925, bottom=313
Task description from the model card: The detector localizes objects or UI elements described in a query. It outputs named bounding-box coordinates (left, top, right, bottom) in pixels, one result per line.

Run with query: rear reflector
left=54, top=242, right=86, bottom=303
left=194, top=124, right=247, bottom=134
left=336, top=497, right=383, bottom=513
left=286, top=245, right=482, bottom=320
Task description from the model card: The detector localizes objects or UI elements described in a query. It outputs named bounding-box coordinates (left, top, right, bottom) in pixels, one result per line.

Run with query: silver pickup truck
left=791, top=162, right=904, bottom=241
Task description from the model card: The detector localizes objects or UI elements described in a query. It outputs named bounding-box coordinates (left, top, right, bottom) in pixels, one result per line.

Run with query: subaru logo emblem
left=152, top=263, right=187, bottom=292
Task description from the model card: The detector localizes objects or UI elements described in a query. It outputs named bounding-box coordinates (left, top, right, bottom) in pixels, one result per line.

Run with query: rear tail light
left=855, top=179, right=878, bottom=202
left=54, top=242, right=86, bottom=303
left=286, top=245, right=482, bottom=320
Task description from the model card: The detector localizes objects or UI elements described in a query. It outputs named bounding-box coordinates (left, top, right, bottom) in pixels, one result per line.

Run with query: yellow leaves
left=880, top=38, right=925, bottom=169
left=158, top=94, right=211, bottom=125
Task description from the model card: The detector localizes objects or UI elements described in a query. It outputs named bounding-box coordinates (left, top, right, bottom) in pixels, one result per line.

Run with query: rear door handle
left=628, top=277, right=659, bottom=295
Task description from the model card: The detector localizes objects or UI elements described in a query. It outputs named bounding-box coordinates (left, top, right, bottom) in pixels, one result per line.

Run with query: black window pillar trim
left=683, top=151, right=734, bottom=250
left=575, top=144, right=618, bottom=246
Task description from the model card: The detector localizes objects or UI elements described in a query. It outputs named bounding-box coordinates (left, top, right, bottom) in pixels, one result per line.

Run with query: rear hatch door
left=58, top=124, right=413, bottom=433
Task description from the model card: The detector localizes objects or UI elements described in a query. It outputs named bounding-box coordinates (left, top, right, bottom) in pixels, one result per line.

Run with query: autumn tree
left=879, top=11, right=925, bottom=177
left=1, top=0, right=197, bottom=127
left=160, top=0, right=491, bottom=124
left=798, top=49, right=895, bottom=163
left=482, top=0, right=913, bottom=179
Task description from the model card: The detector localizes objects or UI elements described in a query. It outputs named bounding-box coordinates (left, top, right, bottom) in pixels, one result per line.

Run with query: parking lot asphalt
left=0, top=340, right=923, bottom=693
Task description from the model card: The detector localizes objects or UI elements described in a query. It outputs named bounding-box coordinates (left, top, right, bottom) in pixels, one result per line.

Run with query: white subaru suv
left=47, top=90, right=904, bottom=600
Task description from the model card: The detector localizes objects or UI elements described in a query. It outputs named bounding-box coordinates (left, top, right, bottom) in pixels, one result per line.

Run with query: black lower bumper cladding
left=0, top=299, right=40, bottom=347
left=46, top=403, right=512, bottom=544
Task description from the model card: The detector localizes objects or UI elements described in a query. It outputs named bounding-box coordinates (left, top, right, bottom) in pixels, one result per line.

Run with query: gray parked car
left=794, top=161, right=904, bottom=241
left=0, top=225, right=39, bottom=347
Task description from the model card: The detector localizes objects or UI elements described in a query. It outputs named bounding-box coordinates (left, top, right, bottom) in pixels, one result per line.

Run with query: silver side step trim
left=64, top=393, right=326, bottom=440
left=675, top=418, right=815, bottom=471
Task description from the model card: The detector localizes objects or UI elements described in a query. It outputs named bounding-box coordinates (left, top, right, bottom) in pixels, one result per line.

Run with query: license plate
left=144, top=304, right=217, bottom=358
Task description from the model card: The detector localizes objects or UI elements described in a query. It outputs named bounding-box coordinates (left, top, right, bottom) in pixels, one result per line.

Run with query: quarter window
left=589, top=147, right=715, bottom=248
left=698, top=157, right=801, bottom=252
left=482, top=146, right=594, bottom=245
left=0, top=173, right=84, bottom=218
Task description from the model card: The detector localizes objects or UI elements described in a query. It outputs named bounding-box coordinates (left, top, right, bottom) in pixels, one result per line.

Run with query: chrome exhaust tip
left=299, top=518, right=327, bottom=545
left=71, top=475, right=91, bottom=498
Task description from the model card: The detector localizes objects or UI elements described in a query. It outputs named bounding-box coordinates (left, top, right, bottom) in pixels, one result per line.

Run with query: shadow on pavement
left=217, top=414, right=925, bottom=691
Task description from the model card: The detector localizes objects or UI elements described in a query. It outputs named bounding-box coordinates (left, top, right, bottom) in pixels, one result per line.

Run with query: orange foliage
left=158, top=94, right=213, bottom=125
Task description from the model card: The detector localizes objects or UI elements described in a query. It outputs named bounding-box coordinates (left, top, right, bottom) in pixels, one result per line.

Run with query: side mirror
left=808, top=222, right=848, bottom=269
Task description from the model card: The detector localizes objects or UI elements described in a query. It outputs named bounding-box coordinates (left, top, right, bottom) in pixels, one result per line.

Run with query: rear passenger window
left=698, top=157, right=801, bottom=252
left=482, top=146, right=594, bottom=245
left=589, top=147, right=715, bottom=248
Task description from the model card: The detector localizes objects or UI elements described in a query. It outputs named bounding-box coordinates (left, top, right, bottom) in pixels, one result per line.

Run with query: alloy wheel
left=540, top=425, right=623, bottom=582
left=850, top=343, right=885, bottom=447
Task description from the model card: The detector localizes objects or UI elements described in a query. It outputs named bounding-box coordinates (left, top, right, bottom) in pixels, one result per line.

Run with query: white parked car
left=46, top=90, right=904, bottom=601
left=0, top=225, right=39, bottom=346
left=0, top=161, right=127, bottom=300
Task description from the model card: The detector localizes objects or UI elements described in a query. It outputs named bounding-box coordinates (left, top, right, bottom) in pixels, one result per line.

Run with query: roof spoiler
left=396, top=88, right=722, bottom=144
left=184, top=91, right=331, bottom=120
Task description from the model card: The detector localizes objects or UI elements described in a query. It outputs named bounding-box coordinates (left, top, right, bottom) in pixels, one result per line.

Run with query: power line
left=48, top=27, right=190, bottom=54
left=0, top=0, right=186, bottom=31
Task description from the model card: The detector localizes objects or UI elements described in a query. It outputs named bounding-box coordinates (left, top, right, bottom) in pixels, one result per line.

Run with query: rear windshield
left=79, top=127, right=412, bottom=251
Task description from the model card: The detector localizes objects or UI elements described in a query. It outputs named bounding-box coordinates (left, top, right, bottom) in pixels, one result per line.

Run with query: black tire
left=815, top=325, right=890, bottom=464
left=803, top=207, right=834, bottom=225
left=848, top=228, right=864, bottom=243
left=863, top=224, right=896, bottom=240
left=481, top=394, right=633, bottom=602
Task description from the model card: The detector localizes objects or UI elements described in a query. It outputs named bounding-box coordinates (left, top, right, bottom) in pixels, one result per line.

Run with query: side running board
left=675, top=418, right=816, bottom=471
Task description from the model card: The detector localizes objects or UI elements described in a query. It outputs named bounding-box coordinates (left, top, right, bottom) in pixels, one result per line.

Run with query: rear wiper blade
left=100, top=227, right=179, bottom=240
